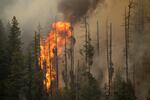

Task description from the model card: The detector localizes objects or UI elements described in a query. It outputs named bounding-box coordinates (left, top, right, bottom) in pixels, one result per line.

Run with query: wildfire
left=39, top=21, right=73, bottom=92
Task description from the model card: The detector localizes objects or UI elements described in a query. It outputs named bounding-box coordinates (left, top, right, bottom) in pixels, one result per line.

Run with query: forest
left=0, top=0, right=150, bottom=100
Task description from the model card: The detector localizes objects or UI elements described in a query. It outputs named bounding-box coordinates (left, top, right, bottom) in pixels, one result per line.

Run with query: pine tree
left=24, top=32, right=44, bottom=100
left=147, top=89, right=150, bottom=100
left=0, top=19, right=8, bottom=100
left=24, top=45, right=33, bottom=100
left=25, top=38, right=43, bottom=100
left=5, top=16, right=25, bottom=100
left=24, top=43, right=36, bottom=100
left=80, top=29, right=95, bottom=72
left=79, top=72, right=101, bottom=100
left=113, top=70, right=135, bottom=100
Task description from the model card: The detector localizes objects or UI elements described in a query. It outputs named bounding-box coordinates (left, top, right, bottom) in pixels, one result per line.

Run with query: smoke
left=71, top=1, right=149, bottom=99
left=72, top=0, right=128, bottom=82
left=0, top=0, right=149, bottom=99
left=58, top=0, right=104, bottom=22
left=0, top=0, right=58, bottom=47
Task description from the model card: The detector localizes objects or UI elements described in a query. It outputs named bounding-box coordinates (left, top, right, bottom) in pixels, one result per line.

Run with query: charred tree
left=85, top=17, right=88, bottom=69
left=124, top=8, right=129, bottom=82
left=70, top=22, right=76, bottom=100
left=97, top=21, right=100, bottom=55
left=109, top=23, right=114, bottom=99
left=124, top=0, right=134, bottom=82
left=106, top=21, right=114, bottom=100
left=48, top=33, right=53, bottom=99
left=64, top=32, right=68, bottom=89
left=106, top=20, right=110, bottom=100
left=80, top=17, right=95, bottom=73
left=75, top=60, right=80, bottom=100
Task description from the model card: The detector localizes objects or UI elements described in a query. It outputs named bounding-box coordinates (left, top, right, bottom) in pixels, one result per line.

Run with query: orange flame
left=39, top=21, right=73, bottom=92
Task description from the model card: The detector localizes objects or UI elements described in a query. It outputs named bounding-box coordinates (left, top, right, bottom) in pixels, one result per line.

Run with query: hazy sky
left=0, top=0, right=128, bottom=70
left=0, top=0, right=60, bottom=45
left=0, top=0, right=125, bottom=42
left=0, top=0, right=107, bottom=45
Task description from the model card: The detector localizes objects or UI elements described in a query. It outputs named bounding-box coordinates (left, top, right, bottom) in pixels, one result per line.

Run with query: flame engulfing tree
left=39, top=21, right=73, bottom=92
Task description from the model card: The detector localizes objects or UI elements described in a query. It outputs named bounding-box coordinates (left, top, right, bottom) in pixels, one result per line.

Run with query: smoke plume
left=58, top=0, right=104, bottom=22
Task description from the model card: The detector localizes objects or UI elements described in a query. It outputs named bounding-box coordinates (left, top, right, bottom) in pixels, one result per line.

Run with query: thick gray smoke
left=58, top=0, right=104, bottom=22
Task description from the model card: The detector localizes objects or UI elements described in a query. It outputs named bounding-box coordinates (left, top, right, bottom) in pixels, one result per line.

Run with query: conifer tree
left=0, top=20, right=8, bottom=100
left=80, top=30, right=95, bottom=72
left=25, top=39, right=43, bottom=100
left=147, top=89, right=150, bottom=100
left=113, top=70, right=135, bottom=100
left=5, top=16, right=25, bottom=100
left=79, top=72, right=101, bottom=100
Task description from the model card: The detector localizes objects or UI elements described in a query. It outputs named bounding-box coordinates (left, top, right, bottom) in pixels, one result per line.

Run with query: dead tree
left=84, top=16, right=88, bottom=69
left=106, top=21, right=114, bottom=100
left=54, top=28, right=59, bottom=93
left=81, top=17, right=94, bottom=73
left=64, top=34, right=68, bottom=89
left=48, top=35, right=53, bottom=98
left=124, top=8, right=129, bottom=82
left=124, top=0, right=134, bottom=82
left=34, top=31, right=43, bottom=100
left=87, top=23, right=92, bottom=72
left=131, top=0, right=145, bottom=89
left=109, top=23, right=114, bottom=98
left=106, top=20, right=110, bottom=100
left=97, top=21, right=100, bottom=55
left=76, top=60, right=80, bottom=100
left=70, top=21, right=76, bottom=100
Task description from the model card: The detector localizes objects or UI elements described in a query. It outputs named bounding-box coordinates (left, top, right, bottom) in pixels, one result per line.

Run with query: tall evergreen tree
left=25, top=39, right=43, bottom=100
left=147, top=89, right=150, bottom=100
left=5, top=16, right=25, bottom=100
left=22, top=32, right=44, bottom=100
left=0, top=20, right=8, bottom=100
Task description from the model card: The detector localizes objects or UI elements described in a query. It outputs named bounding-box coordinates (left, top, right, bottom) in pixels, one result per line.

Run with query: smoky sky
left=0, top=0, right=104, bottom=45
left=0, top=0, right=59, bottom=47
left=58, top=0, right=104, bottom=22
left=0, top=0, right=14, bottom=13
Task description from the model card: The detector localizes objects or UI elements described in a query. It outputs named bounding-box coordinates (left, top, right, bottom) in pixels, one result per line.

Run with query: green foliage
left=0, top=20, right=8, bottom=100
left=61, top=71, right=101, bottom=100
left=23, top=34, right=44, bottom=100
left=0, top=20, right=7, bottom=80
left=147, top=89, right=150, bottom=100
left=113, top=71, right=136, bottom=100
left=5, top=16, right=25, bottom=100
left=23, top=46, right=34, bottom=100
left=61, top=88, right=70, bottom=100
left=80, top=36, right=95, bottom=67
left=79, top=72, right=101, bottom=100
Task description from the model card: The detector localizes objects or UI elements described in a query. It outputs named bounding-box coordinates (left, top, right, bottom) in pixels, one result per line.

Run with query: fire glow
left=39, top=21, right=73, bottom=92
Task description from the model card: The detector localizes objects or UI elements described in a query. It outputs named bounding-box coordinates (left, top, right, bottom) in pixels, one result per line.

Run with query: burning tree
left=38, top=21, right=74, bottom=93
